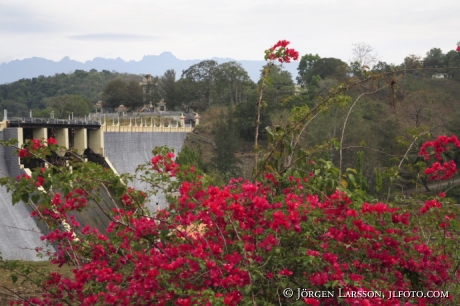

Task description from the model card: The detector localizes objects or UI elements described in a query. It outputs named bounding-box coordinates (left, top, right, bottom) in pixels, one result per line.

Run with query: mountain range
left=0, top=52, right=299, bottom=85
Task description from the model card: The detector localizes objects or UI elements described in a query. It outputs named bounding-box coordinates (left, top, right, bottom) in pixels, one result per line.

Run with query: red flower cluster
left=424, top=160, right=457, bottom=180
left=35, top=176, right=45, bottom=187
left=151, top=151, right=179, bottom=176
left=264, top=40, right=299, bottom=63
left=18, top=148, right=32, bottom=158
left=18, top=138, right=56, bottom=159
left=31, top=139, right=44, bottom=150
left=48, top=137, right=57, bottom=145
left=420, top=199, right=443, bottom=214
left=419, top=135, right=460, bottom=180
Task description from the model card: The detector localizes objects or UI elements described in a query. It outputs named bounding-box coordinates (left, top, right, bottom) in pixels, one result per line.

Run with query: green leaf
left=31, top=194, right=40, bottom=203
left=11, top=275, right=18, bottom=284
left=244, top=285, right=252, bottom=295
left=21, top=193, right=29, bottom=203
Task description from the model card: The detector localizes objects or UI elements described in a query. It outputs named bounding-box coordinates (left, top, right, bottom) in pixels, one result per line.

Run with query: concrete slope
left=104, top=132, right=188, bottom=211
left=0, top=130, right=51, bottom=261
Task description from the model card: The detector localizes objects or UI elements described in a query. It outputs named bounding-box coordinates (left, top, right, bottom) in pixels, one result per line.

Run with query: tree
left=234, top=94, right=266, bottom=141
left=102, top=79, right=128, bottom=110
left=181, top=60, right=218, bottom=110
left=351, top=42, right=378, bottom=69
left=445, top=50, right=460, bottom=80
left=211, top=107, right=242, bottom=176
left=176, top=145, right=206, bottom=172
left=302, top=57, right=348, bottom=84
left=43, top=94, right=92, bottom=118
left=446, top=50, right=460, bottom=68
left=159, top=70, right=179, bottom=110
left=263, top=64, right=295, bottom=105
left=296, top=53, right=321, bottom=87
left=214, top=62, right=253, bottom=105
left=423, top=48, right=445, bottom=68
left=142, top=75, right=161, bottom=108
left=125, top=80, right=144, bottom=110
left=404, top=54, right=423, bottom=70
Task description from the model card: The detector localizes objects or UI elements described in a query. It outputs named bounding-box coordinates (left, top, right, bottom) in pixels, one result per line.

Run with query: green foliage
left=234, top=94, right=269, bottom=141
left=211, top=107, right=242, bottom=177
left=181, top=60, right=219, bottom=110
left=301, top=57, right=348, bottom=85
left=179, top=60, right=256, bottom=111
left=296, top=53, right=320, bottom=87
left=43, top=94, right=92, bottom=118
left=102, top=79, right=144, bottom=111
left=423, top=48, right=446, bottom=68
left=102, top=79, right=127, bottom=110
left=125, top=80, right=144, bottom=110
left=262, top=64, right=295, bottom=105
left=158, top=70, right=178, bottom=110
left=176, top=145, right=207, bottom=173
left=214, top=62, right=254, bottom=105
left=446, top=185, right=460, bottom=203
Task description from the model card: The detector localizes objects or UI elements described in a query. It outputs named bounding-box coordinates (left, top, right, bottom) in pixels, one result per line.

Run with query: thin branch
left=339, top=86, right=388, bottom=177
left=387, top=131, right=428, bottom=200
left=0, top=286, right=38, bottom=305
left=341, top=146, right=397, bottom=157
left=255, top=63, right=273, bottom=172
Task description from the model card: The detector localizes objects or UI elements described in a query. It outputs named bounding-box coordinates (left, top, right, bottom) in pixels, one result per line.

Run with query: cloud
left=0, top=4, right=60, bottom=34
left=69, top=33, right=158, bottom=42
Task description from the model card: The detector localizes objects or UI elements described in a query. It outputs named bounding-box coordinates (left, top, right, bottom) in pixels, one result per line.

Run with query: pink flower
left=264, top=40, right=299, bottom=63
left=304, top=298, right=320, bottom=306
left=279, top=268, right=293, bottom=276
left=48, top=137, right=57, bottom=145
left=18, top=149, right=32, bottom=158
left=35, top=176, right=45, bottom=187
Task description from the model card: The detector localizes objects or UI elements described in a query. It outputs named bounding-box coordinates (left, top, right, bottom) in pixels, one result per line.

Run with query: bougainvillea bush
left=0, top=136, right=459, bottom=305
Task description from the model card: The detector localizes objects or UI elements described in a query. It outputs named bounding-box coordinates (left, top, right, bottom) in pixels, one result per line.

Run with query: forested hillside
left=176, top=45, right=460, bottom=200
left=1, top=45, right=460, bottom=199
left=0, top=70, right=141, bottom=117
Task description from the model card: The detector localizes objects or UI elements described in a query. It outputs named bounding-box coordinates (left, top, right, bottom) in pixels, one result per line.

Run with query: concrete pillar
left=17, top=128, right=24, bottom=148
left=54, top=128, right=69, bottom=156
left=88, top=129, right=104, bottom=156
left=194, top=113, right=200, bottom=126
left=74, top=128, right=87, bottom=155
left=180, top=113, right=185, bottom=127
left=33, top=128, right=47, bottom=141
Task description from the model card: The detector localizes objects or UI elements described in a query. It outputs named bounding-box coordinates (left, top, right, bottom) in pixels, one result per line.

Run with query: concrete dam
left=0, top=115, right=195, bottom=260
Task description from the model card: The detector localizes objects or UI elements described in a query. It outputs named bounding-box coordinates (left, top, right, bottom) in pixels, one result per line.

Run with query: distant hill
left=0, top=52, right=299, bottom=85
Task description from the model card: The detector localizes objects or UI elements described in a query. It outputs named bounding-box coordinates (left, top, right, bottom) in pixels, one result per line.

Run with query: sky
left=0, top=0, right=459, bottom=66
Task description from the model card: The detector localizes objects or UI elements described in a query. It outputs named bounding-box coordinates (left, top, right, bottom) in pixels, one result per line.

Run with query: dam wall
left=0, top=129, right=51, bottom=260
